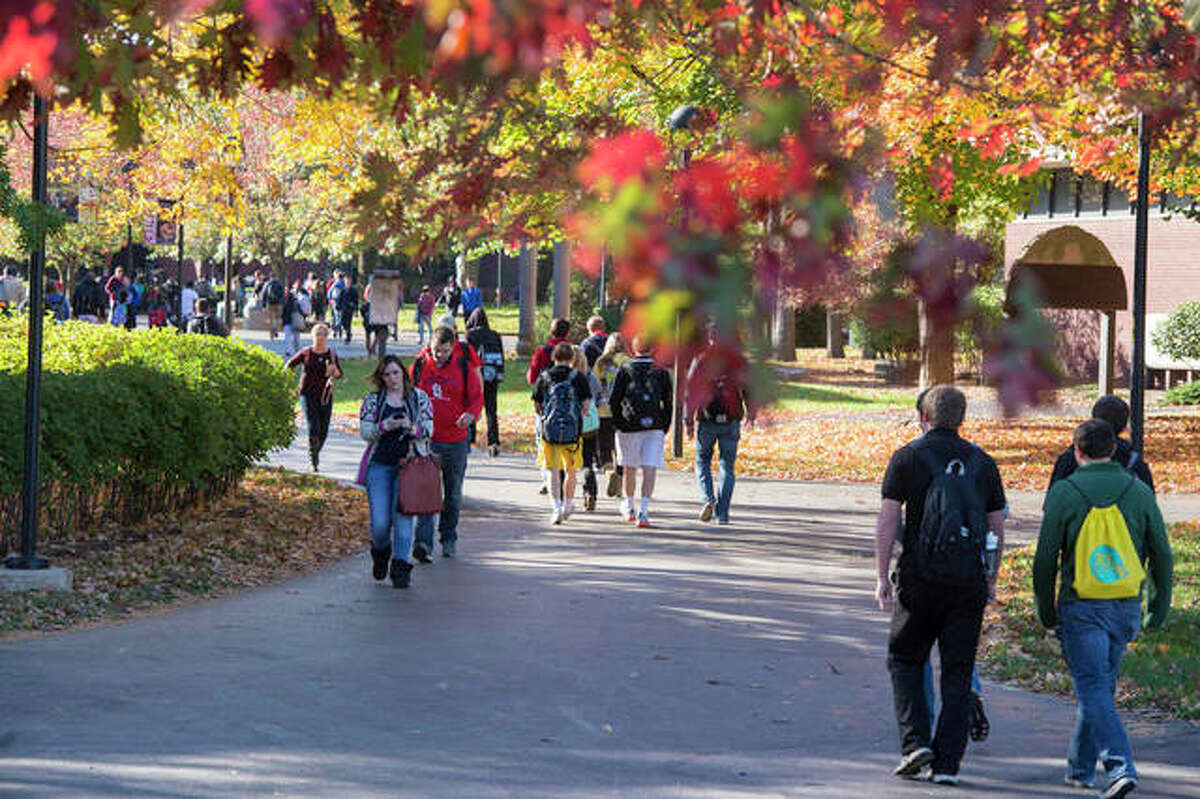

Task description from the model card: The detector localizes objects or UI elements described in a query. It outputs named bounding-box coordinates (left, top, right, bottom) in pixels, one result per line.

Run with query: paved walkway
left=2, top=426, right=1197, bottom=797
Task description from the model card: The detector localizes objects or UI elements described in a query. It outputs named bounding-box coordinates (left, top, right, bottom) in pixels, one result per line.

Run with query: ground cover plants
left=0, top=468, right=369, bottom=638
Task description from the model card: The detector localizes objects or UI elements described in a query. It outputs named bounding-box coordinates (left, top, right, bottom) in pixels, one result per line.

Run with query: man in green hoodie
left=1034, top=419, right=1173, bottom=799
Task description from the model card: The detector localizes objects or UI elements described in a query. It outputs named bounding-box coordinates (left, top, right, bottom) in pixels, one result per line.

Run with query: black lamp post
left=5, top=94, right=50, bottom=571
left=667, top=104, right=697, bottom=460
left=1130, top=113, right=1151, bottom=453
left=175, top=159, right=195, bottom=328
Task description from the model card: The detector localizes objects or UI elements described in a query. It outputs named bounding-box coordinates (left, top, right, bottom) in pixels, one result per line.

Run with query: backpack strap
left=1126, top=450, right=1140, bottom=473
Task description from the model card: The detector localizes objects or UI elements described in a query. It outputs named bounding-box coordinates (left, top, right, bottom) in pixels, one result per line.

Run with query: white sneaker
left=563, top=499, right=575, bottom=520
left=620, top=500, right=634, bottom=522
left=550, top=508, right=563, bottom=525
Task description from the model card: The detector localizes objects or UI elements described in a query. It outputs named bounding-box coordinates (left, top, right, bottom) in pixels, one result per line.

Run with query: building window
left=1080, top=175, right=1104, bottom=214
left=1107, top=183, right=1132, bottom=214
left=1051, top=170, right=1077, bottom=216
left=1028, top=177, right=1051, bottom=217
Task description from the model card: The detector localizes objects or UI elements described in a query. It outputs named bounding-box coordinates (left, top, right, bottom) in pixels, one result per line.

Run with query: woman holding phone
left=359, top=355, right=434, bottom=588
left=286, top=323, right=343, bottom=471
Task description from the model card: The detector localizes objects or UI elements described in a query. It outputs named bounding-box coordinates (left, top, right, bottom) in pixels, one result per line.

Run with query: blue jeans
left=365, top=461, right=417, bottom=562
left=416, top=312, right=433, bottom=345
left=695, top=420, right=740, bottom=521
left=416, top=439, right=469, bottom=553
left=923, top=659, right=983, bottom=733
left=1058, top=598, right=1142, bottom=784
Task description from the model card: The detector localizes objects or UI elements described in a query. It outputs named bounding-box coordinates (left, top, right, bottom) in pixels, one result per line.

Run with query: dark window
left=1107, top=183, right=1132, bottom=214
left=1051, top=170, right=1077, bottom=216
left=1027, top=174, right=1051, bottom=217
left=1080, top=175, right=1104, bottom=214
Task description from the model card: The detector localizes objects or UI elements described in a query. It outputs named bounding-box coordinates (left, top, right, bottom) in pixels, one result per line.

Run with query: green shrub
left=1153, top=301, right=1200, bottom=361
left=0, top=316, right=295, bottom=552
left=1165, top=380, right=1200, bottom=406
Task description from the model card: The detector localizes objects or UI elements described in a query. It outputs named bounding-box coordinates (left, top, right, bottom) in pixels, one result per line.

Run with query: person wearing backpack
left=593, top=332, right=629, bottom=499
left=572, top=345, right=604, bottom=510
left=466, top=307, right=505, bottom=457
left=262, top=274, right=285, bottom=339
left=1048, top=395, right=1154, bottom=493
left=685, top=324, right=756, bottom=525
left=415, top=285, right=436, bottom=345
left=608, top=335, right=673, bottom=528
left=186, top=298, right=229, bottom=336
left=873, top=385, right=1006, bottom=786
left=531, top=342, right=592, bottom=524
left=580, top=315, right=608, bottom=368
left=410, top=325, right=483, bottom=560
left=338, top=273, right=359, bottom=344
left=1034, top=419, right=1172, bottom=799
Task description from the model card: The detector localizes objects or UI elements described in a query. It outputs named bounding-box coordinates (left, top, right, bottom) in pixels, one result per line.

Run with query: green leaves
left=1152, top=300, right=1200, bottom=362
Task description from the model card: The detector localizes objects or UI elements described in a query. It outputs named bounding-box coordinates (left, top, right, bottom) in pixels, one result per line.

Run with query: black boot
left=389, top=559, right=412, bottom=589
left=310, top=447, right=320, bottom=472
left=370, top=545, right=392, bottom=580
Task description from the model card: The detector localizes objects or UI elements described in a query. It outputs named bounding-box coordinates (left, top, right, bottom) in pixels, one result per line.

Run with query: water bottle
left=985, top=531, right=999, bottom=577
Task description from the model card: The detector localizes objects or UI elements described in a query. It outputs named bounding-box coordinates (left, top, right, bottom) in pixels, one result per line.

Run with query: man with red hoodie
left=526, top=317, right=573, bottom=385
left=411, top=325, right=484, bottom=560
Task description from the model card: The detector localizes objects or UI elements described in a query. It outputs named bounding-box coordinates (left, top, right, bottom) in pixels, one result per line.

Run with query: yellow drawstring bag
left=1066, top=476, right=1146, bottom=599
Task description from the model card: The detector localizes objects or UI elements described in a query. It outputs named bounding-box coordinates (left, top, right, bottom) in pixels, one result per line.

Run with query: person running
left=580, top=315, right=608, bottom=368
left=359, top=355, right=434, bottom=589
left=1049, top=395, right=1154, bottom=492
left=685, top=323, right=755, bottom=524
left=286, top=324, right=343, bottom=472
left=415, top=285, right=436, bottom=345
left=466, top=307, right=505, bottom=457
left=874, top=385, right=1006, bottom=786
left=410, top=325, right=483, bottom=560
left=1035, top=418, right=1172, bottom=799
left=609, top=335, right=673, bottom=528
left=572, top=345, right=604, bottom=511
left=532, top=342, right=592, bottom=524
left=593, top=332, right=628, bottom=499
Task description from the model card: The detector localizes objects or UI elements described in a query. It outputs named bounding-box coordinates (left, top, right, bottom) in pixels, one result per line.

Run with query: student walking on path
left=466, top=307, right=505, bottom=457
left=415, top=285, right=436, bottom=346
left=532, top=342, right=592, bottom=524
left=685, top=325, right=755, bottom=525
left=580, top=315, right=608, bottom=368
left=609, top=335, right=673, bottom=528
left=1049, top=395, right=1155, bottom=492
left=593, top=332, right=628, bottom=499
left=286, top=324, right=343, bottom=472
left=1034, top=418, right=1173, bottom=799
left=359, top=355, right=435, bottom=589
left=573, top=345, right=604, bottom=511
left=873, top=385, right=1007, bottom=786
left=410, top=325, right=483, bottom=560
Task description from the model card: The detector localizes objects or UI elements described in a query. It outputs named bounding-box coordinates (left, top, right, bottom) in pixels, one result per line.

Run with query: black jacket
left=609, top=357, right=673, bottom=433
left=1048, top=437, right=1154, bottom=493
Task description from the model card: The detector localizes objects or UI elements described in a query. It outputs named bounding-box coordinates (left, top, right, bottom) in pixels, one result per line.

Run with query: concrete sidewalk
left=0, top=432, right=1197, bottom=798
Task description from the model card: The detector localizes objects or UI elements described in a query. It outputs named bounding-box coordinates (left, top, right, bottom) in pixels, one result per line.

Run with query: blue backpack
left=541, top=370, right=582, bottom=444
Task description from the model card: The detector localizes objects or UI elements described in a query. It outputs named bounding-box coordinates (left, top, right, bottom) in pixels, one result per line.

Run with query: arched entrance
left=1005, top=225, right=1128, bottom=394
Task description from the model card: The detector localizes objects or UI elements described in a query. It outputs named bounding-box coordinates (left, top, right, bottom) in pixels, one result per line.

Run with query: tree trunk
left=766, top=207, right=794, bottom=360
left=517, top=241, right=538, bottom=356
left=919, top=299, right=955, bottom=388
left=826, top=310, right=845, bottom=358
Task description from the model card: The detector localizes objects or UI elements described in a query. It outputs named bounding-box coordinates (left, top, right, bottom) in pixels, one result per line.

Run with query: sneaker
left=413, top=544, right=433, bottom=564
left=1064, top=776, right=1095, bottom=789
left=563, top=499, right=575, bottom=520
left=489, top=444, right=499, bottom=458
left=894, top=747, right=933, bottom=779
left=699, top=501, right=714, bottom=522
left=930, top=773, right=960, bottom=786
left=636, top=512, right=651, bottom=529
left=370, top=546, right=392, bottom=581
left=620, top=501, right=634, bottom=522
left=551, top=508, right=563, bottom=525
left=969, top=692, right=989, bottom=742
left=606, top=471, right=621, bottom=498
left=1101, top=775, right=1137, bottom=799
left=717, top=517, right=730, bottom=525
left=441, top=541, right=455, bottom=558
left=389, top=559, right=412, bottom=589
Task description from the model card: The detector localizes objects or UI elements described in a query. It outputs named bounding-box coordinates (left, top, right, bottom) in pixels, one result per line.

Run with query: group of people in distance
left=875, top=388, right=1173, bottom=799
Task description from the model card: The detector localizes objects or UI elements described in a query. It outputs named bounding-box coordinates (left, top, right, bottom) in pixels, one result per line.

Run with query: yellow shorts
left=538, top=439, right=583, bottom=471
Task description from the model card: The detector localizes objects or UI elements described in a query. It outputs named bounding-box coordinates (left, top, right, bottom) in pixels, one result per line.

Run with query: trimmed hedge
left=1165, top=380, right=1200, bottom=406
left=0, top=316, right=295, bottom=553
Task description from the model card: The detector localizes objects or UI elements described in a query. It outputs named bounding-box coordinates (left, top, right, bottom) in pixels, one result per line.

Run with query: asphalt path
left=2, top=424, right=1198, bottom=797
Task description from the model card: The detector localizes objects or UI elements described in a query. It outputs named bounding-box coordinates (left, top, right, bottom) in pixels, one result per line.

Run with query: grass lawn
left=983, top=522, right=1200, bottom=720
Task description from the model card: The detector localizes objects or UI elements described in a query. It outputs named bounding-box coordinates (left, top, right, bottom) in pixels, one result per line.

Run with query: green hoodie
left=1034, top=460, right=1173, bottom=629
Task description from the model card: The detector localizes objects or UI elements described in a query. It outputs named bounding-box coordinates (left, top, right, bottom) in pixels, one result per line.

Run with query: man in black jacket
left=609, top=335, right=672, bottom=528
left=1048, top=395, right=1153, bottom=492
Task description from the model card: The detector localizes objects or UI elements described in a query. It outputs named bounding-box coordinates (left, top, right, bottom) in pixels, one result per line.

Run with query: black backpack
left=913, top=443, right=989, bottom=587
left=541, top=370, right=582, bottom=444
left=621, top=362, right=662, bottom=430
left=265, top=279, right=284, bottom=305
left=473, top=330, right=504, bottom=383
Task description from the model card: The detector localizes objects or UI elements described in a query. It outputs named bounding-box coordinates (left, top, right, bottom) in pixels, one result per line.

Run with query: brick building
left=1005, top=166, right=1200, bottom=389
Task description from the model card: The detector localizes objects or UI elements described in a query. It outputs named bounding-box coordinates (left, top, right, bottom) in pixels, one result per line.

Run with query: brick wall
left=1005, top=216, right=1200, bottom=381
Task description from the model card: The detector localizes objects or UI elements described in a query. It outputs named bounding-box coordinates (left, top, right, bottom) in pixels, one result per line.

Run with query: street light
left=175, top=158, right=195, bottom=328
left=667, top=104, right=697, bottom=459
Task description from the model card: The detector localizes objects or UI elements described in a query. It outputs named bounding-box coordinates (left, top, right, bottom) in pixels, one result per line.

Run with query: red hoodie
left=526, top=337, right=571, bottom=385
left=412, top=341, right=484, bottom=443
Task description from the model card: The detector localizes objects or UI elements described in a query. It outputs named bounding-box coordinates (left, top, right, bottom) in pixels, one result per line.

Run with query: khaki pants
left=267, top=304, right=282, bottom=337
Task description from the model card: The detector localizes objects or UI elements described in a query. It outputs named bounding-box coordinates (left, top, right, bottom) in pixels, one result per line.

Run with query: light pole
left=1130, top=113, right=1151, bottom=453
left=174, top=159, right=195, bottom=328
left=667, top=104, right=697, bottom=459
left=6, top=94, right=50, bottom=571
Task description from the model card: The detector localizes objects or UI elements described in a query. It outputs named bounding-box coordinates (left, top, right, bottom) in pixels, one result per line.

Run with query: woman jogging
left=359, top=355, right=434, bottom=589
left=286, top=324, right=343, bottom=472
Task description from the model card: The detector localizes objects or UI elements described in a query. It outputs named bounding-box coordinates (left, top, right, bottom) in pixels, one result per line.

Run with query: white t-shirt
left=181, top=287, right=199, bottom=319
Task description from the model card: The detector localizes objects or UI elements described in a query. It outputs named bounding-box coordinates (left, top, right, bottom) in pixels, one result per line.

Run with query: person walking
left=359, top=355, right=434, bottom=589
left=71, top=268, right=106, bottom=323
left=1034, top=419, right=1173, bottom=799
left=593, top=332, right=628, bottom=499
left=261, top=272, right=285, bottom=340
left=685, top=325, right=755, bottom=524
left=466, top=307, right=505, bottom=457
left=281, top=286, right=302, bottom=356
left=532, top=342, right=592, bottom=523
left=415, top=285, right=436, bottom=346
left=873, top=385, right=1006, bottom=786
left=571, top=345, right=604, bottom=510
left=580, top=315, right=608, bottom=368
left=410, top=325, right=483, bottom=560
left=528, top=317, right=575, bottom=495
left=441, top=276, right=462, bottom=318
left=306, top=271, right=326, bottom=321
left=338, top=273, right=360, bottom=344
left=286, top=324, right=343, bottom=472
left=327, top=270, right=347, bottom=338
left=460, top=276, right=483, bottom=318
left=1049, top=395, right=1154, bottom=492
left=608, top=335, right=673, bottom=528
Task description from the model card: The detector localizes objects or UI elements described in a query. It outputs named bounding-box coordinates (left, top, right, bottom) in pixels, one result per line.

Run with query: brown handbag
left=396, top=452, right=443, bottom=516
